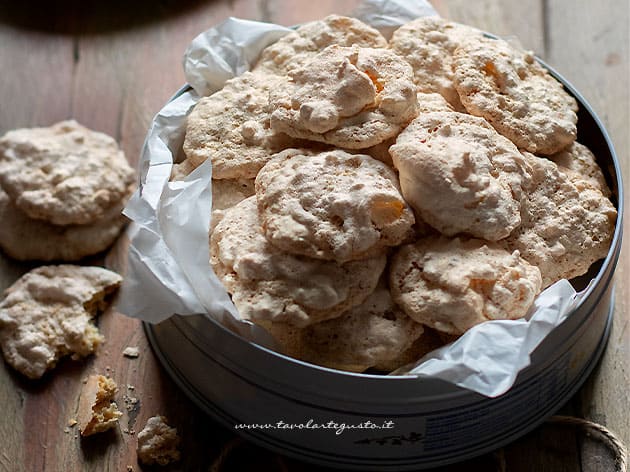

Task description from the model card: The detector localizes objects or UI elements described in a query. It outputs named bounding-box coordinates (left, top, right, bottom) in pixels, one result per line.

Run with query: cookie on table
left=253, top=14, right=388, bottom=76
left=210, top=197, right=386, bottom=327
left=390, top=16, right=483, bottom=110
left=260, top=282, right=425, bottom=373
left=181, top=72, right=297, bottom=180
left=390, top=111, right=531, bottom=241
left=255, top=149, right=415, bottom=262
left=504, top=152, right=617, bottom=288
left=0, top=186, right=129, bottom=261
left=548, top=142, right=612, bottom=197
left=389, top=236, right=542, bottom=335
left=137, top=416, right=181, bottom=466
left=0, top=120, right=135, bottom=225
left=0, top=265, right=122, bottom=379
left=77, top=374, right=123, bottom=436
left=453, top=36, right=578, bottom=155
left=269, top=45, right=418, bottom=149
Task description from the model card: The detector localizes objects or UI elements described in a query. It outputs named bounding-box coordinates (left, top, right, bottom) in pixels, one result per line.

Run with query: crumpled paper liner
left=118, top=0, right=588, bottom=397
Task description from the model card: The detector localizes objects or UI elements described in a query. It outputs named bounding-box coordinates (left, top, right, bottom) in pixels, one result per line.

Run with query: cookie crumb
left=122, top=346, right=139, bottom=358
left=137, top=416, right=181, bottom=466
left=77, top=375, right=123, bottom=436
left=68, top=419, right=78, bottom=427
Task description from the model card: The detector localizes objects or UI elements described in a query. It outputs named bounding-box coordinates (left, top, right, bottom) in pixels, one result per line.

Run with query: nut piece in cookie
left=390, top=16, right=483, bottom=110
left=253, top=14, right=387, bottom=76
left=0, top=120, right=135, bottom=225
left=390, top=112, right=531, bottom=241
left=255, top=149, right=415, bottom=262
left=0, top=186, right=130, bottom=262
left=504, top=152, right=617, bottom=288
left=270, top=45, right=418, bottom=149
left=182, top=72, right=297, bottom=180
left=77, top=374, right=123, bottom=436
left=548, top=142, right=612, bottom=197
left=0, top=265, right=122, bottom=379
left=389, top=236, right=542, bottom=335
left=210, top=197, right=386, bottom=327
left=260, top=282, right=425, bottom=372
left=137, top=416, right=181, bottom=466
left=453, top=36, right=578, bottom=155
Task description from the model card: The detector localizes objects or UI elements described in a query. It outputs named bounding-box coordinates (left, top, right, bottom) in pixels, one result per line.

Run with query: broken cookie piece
left=78, top=374, right=123, bottom=436
left=137, top=416, right=181, bottom=466
left=0, top=265, right=122, bottom=379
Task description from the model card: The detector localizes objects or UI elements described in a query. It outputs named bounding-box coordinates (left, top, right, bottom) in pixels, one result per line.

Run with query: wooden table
left=0, top=1, right=628, bottom=470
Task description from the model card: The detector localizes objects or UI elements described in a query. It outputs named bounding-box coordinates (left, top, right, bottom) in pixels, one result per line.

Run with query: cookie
left=260, top=283, right=424, bottom=373
left=137, top=416, right=181, bottom=466
left=373, top=327, right=446, bottom=372
left=269, top=45, right=418, bottom=149
left=253, top=14, right=387, bottom=76
left=77, top=375, right=123, bottom=436
left=390, top=16, right=483, bottom=110
left=548, top=142, right=612, bottom=197
left=0, top=120, right=135, bottom=225
left=504, top=152, right=617, bottom=288
left=209, top=178, right=255, bottom=232
left=182, top=72, right=297, bottom=180
left=389, top=236, right=542, bottom=335
left=210, top=197, right=386, bottom=327
left=255, top=149, right=415, bottom=262
left=390, top=112, right=531, bottom=241
left=0, top=186, right=129, bottom=261
left=0, top=265, right=122, bottom=379
left=453, top=36, right=578, bottom=155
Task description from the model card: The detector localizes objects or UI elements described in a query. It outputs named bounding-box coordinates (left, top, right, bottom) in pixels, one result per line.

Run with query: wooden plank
left=432, top=0, right=545, bottom=54
left=545, top=2, right=630, bottom=468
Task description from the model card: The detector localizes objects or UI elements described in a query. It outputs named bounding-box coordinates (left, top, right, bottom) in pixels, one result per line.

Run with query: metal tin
left=143, top=63, right=624, bottom=470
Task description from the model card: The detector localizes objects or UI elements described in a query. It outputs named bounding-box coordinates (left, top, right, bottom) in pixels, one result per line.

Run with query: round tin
left=143, top=63, right=624, bottom=470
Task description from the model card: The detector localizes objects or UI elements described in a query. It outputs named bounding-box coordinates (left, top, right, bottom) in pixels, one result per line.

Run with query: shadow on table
left=0, top=0, right=211, bottom=35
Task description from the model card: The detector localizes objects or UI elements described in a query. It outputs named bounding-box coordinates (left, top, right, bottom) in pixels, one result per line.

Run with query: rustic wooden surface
left=0, top=1, right=627, bottom=471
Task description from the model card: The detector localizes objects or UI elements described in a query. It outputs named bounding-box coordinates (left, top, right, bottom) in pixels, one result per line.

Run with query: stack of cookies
left=173, top=15, right=617, bottom=373
left=0, top=120, right=135, bottom=261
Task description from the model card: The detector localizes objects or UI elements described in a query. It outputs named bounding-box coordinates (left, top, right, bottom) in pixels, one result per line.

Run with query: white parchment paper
left=118, top=0, right=587, bottom=397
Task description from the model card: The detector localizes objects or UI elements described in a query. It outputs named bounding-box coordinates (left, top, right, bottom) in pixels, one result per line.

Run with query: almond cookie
left=77, top=375, right=123, bottom=436
left=345, top=93, right=454, bottom=167
left=137, top=416, right=181, bottom=466
left=0, top=187, right=129, bottom=261
left=210, top=178, right=255, bottom=232
left=390, top=112, right=531, bottom=241
left=255, top=149, right=415, bottom=262
left=389, top=236, right=542, bottom=335
left=210, top=197, right=386, bottom=327
left=253, top=14, right=387, bottom=76
left=182, top=72, right=297, bottom=180
left=0, top=265, right=122, bottom=379
left=373, top=327, right=446, bottom=372
left=259, top=282, right=425, bottom=373
left=453, top=36, right=578, bottom=155
left=504, top=152, right=617, bottom=288
left=390, top=16, right=483, bottom=110
left=269, top=45, right=418, bottom=149
left=548, top=142, right=612, bottom=197
left=0, top=120, right=135, bottom=225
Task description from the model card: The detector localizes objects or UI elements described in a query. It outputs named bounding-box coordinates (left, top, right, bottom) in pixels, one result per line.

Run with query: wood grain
left=0, top=0, right=627, bottom=471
